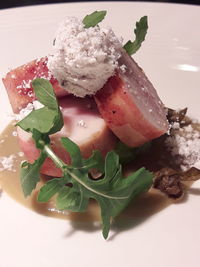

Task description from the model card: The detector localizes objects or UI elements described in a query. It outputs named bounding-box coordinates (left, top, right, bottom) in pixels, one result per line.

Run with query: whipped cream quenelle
left=47, top=16, right=123, bottom=97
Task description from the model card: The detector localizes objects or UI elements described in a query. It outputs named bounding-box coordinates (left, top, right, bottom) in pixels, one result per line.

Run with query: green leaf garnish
left=37, top=178, right=64, bottom=202
left=124, top=16, right=148, bottom=55
left=43, top=138, right=153, bottom=239
left=20, top=152, right=46, bottom=197
left=32, top=78, right=58, bottom=110
left=17, top=78, right=63, bottom=135
left=18, top=79, right=153, bottom=239
left=115, top=141, right=151, bottom=164
left=83, top=10, right=107, bottom=28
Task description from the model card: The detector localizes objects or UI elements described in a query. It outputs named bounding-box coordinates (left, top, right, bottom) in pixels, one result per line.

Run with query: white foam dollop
left=47, top=16, right=123, bottom=97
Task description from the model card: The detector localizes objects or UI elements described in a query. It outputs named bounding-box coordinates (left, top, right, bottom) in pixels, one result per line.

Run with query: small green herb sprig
left=17, top=79, right=153, bottom=239
left=83, top=10, right=107, bottom=28
left=123, top=16, right=148, bottom=55
left=82, top=11, right=148, bottom=56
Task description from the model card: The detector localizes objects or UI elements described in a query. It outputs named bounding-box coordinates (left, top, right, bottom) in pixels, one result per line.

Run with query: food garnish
left=123, top=16, right=148, bottom=55
left=82, top=10, right=107, bottom=28
left=1, top=10, right=199, bottom=240
left=17, top=78, right=153, bottom=239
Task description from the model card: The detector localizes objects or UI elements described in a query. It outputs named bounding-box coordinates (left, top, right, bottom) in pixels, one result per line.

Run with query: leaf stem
left=44, top=145, right=129, bottom=200
left=44, top=145, right=65, bottom=169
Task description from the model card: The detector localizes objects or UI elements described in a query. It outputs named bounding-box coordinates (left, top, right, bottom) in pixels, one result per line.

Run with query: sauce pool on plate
left=0, top=121, right=177, bottom=224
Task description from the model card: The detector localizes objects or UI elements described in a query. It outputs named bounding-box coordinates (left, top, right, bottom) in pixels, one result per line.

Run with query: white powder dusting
left=12, top=131, right=18, bottom=137
left=171, top=122, right=180, bottom=130
left=16, top=79, right=32, bottom=90
left=165, top=121, right=200, bottom=171
left=77, top=119, right=87, bottom=128
left=18, top=151, right=24, bottom=157
left=0, top=155, right=16, bottom=172
left=15, top=58, right=52, bottom=98
left=10, top=100, right=44, bottom=121
left=119, top=64, right=127, bottom=73
left=0, top=100, right=43, bottom=173
left=47, top=16, right=123, bottom=97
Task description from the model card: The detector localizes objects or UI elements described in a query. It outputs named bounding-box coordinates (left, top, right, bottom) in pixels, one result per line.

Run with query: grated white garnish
left=0, top=155, right=16, bottom=172
left=11, top=100, right=44, bottom=121
left=18, top=151, right=24, bottom=157
left=119, top=64, right=127, bottom=73
left=16, top=79, right=32, bottom=90
left=47, top=16, right=123, bottom=97
left=77, top=119, right=87, bottom=128
left=12, top=131, right=18, bottom=137
left=165, top=121, right=200, bottom=171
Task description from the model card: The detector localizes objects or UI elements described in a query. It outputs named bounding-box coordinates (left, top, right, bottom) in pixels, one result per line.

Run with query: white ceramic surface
left=0, top=2, right=200, bottom=267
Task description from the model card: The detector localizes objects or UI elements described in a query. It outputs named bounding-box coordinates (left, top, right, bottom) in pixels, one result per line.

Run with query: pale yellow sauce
left=0, top=122, right=173, bottom=223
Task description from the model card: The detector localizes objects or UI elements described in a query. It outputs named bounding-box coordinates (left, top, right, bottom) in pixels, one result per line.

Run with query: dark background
left=0, top=0, right=199, bottom=9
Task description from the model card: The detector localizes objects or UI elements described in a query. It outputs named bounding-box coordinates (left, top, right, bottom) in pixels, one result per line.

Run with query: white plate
left=0, top=2, right=200, bottom=267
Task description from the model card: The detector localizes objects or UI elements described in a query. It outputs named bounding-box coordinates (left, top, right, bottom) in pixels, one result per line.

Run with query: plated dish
left=0, top=2, right=200, bottom=267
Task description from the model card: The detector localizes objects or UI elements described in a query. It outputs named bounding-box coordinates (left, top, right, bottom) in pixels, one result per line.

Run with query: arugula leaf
left=96, top=167, right=152, bottom=238
left=18, top=79, right=153, bottom=239
left=83, top=150, right=104, bottom=173
left=20, top=152, right=46, bottom=197
left=104, top=151, right=119, bottom=181
left=83, top=10, right=107, bottom=28
left=56, top=186, right=89, bottom=212
left=32, top=78, right=58, bottom=110
left=115, top=141, right=151, bottom=164
left=40, top=137, right=153, bottom=238
left=61, top=137, right=83, bottom=168
left=17, top=78, right=63, bottom=135
left=124, top=16, right=148, bottom=55
left=17, top=107, right=57, bottom=133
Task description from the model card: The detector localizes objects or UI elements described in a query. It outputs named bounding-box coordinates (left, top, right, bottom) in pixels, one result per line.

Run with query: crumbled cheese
left=120, top=64, right=127, bottom=73
left=77, top=119, right=87, bottom=128
left=12, top=131, right=18, bottom=137
left=0, top=155, right=16, bottom=172
left=141, top=86, right=148, bottom=92
left=165, top=122, right=200, bottom=171
left=47, top=16, right=123, bottom=97
left=16, top=79, right=32, bottom=89
left=18, top=151, right=24, bottom=157
left=171, top=122, right=180, bottom=130
left=27, top=91, right=34, bottom=98
left=16, top=59, right=52, bottom=97
left=11, top=100, right=44, bottom=121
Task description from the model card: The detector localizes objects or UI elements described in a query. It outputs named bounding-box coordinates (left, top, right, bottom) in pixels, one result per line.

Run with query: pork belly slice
left=17, top=96, right=117, bottom=177
left=2, top=57, right=68, bottom=113
left=95, top=52, right=169, bottom=147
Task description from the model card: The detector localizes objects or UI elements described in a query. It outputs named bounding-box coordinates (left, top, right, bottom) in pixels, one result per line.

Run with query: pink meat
left=2, top=57, right=68, bottom=113
left=17, top=96, right=117, bottom=177
left=94, top=51, right=169, bottom=147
